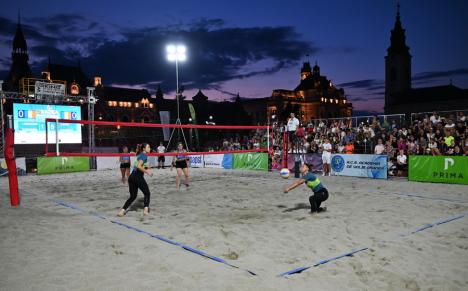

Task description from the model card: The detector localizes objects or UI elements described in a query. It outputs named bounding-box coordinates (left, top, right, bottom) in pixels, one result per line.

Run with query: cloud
left=337, top=79, right=382, bottom=89
left=1, top=14, right=318, bottom=93
left=413, top=68, right=468, bottom=81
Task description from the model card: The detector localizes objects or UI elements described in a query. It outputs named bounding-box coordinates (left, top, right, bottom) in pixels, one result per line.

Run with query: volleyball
left=280, top=168, right=290, bottom=179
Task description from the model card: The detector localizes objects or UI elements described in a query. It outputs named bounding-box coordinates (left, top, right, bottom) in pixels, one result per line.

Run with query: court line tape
left=384, top=192, right=468, bottom=204
left=51, top=199, right=257, bottom=276
left=278, top=212, right=467, bottom=277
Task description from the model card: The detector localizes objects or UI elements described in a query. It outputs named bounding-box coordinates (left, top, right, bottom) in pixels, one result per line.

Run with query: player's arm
left=136, top=159, right=152, bottom=176
left=284, top=179, right=306, bottom=193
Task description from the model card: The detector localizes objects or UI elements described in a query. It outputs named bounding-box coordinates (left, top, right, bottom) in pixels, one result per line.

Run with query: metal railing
left=307, top=114, right=406, bottom=128
left=410, top=109, right=468, bottom=123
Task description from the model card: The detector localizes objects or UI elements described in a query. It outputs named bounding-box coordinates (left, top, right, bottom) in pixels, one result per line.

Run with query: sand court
left=1, top=168, right=468, bottom=290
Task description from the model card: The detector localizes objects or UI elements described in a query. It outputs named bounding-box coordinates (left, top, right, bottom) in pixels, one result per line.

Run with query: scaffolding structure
left=0, top=80, right=96, bottom=158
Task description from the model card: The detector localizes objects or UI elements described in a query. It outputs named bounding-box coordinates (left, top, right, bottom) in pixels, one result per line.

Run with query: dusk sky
left=1, top=0, right=467, bottom=113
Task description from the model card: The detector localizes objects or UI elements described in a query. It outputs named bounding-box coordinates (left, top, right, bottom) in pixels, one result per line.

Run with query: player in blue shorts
left=283, top=163, right=329, bottom=213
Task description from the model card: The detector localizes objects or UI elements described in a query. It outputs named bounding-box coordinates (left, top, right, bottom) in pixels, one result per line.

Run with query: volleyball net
left=43, top=118, right=272, bottom=157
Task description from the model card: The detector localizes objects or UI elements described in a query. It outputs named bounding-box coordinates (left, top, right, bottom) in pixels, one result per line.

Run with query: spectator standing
left=157, top=142, right=166, bottom=169
left=321, top=138, right=332, bottom=176
left=286, top=113, right=300, bottom=152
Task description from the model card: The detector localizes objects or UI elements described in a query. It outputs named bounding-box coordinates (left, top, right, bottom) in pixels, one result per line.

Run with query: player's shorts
left=158, top=156, right=165, bottom=162
left=175, top=160, right=188, bottom=169
left=120, top=163, right=130, bottom=169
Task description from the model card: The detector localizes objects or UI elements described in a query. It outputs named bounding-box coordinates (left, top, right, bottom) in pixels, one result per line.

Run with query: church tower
left=300, top=62, right=311, bottom=80
left=385, top=3, right=411, bottom=111
left=5, top=15, right=32, bottom=91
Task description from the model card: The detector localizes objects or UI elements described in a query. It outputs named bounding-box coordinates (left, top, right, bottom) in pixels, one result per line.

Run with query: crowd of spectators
left=270, top=111, right=467, bottom=176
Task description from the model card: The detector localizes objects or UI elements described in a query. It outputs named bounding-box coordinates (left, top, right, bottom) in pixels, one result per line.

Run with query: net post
left=282, top=131, right=288, bottom=169
left=55, top=118, right=59, bottom=156
left=267, top=124, right=270, bottom=153
left=45, top=118, right=49, bottom=155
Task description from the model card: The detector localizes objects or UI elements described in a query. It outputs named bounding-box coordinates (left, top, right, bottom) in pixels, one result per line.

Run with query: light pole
left=166, top=44, right=188, bottom=150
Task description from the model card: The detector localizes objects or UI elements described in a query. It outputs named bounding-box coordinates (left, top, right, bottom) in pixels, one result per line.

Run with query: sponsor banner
left=35, top=81, right=65, bottom=96
left=37, top=156, right=90, bottom=175
left=222, top=154, right=233, bottom=169
left=331, top=154, right=387, bottom=179
left=233, top=153, right=268, bottom=171
left=204, top=154, right=224, bottom=168
left=0, top=157, right=27, bottom=176
left=188, top=155, right=204, bottom=168
left=159, top=111, right=171, bottom=141
left=286, top=153, right=323, bottom=172
left=187, top=103, right=199, bottom=147
left=409, top=156, right=468, bottom=185
left=203, top=154, right=233, bottom=169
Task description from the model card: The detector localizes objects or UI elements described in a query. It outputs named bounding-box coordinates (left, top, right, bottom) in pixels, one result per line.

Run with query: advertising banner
left=187, top=103, right=199, bottom=148
left=159, top=111, right=171, bottom=141
left=204, top=154, right=233, bottom=169
left=233, top=153, right=268, bottom=171
left=188, top=155, right=204, bottom=168
left=35, top=81, right=66, bottom=96
left=409, top=156, right=468, bottom=185
left=37, top=156, right=90, bottom=175
left=0, top=157, right=27, bottom=176
left=286, top=153, right=323, bottom=172
left=330, top=154, right=387, bottom=179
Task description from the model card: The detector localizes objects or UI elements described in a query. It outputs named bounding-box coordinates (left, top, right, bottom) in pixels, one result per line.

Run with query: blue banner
left=331, top=154, right=388, bottom=179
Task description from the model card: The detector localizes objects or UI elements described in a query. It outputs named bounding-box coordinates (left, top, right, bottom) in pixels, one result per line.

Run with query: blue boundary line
left=51, top=199, right=257, bottom=276
left=384, top=192, right=468, bottom=204
left=278, top=213, right=467, bottom=277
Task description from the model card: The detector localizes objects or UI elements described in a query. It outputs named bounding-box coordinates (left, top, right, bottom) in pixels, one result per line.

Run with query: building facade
left=242, top=62, right=352, bottom=124
left=384, top=5, right=468, bottom=116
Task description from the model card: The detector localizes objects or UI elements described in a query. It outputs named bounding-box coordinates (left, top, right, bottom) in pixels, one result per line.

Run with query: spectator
left=384, top=140, right=395, bottom=158
left=396, top=149, right=407, bottom=176
left=321, top=138, right=332, bottom=176
left=457, top=111, right=466, bottom=122
left=286, top=112, right=300, bottom=152
left=427, top=138, right=440, bottom=156
left=374, top=139, right=385, bottom=155
left=453, top=145, right=463, bottom=156
left=345, top=141, right=354, bottom=154
left=156, top=142, right=166, bottom=169
left=430, top=111, right=442, bottom=125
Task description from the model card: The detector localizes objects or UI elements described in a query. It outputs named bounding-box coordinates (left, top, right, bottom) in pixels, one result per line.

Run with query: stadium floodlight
left=166, top=44, right=188, bottom=150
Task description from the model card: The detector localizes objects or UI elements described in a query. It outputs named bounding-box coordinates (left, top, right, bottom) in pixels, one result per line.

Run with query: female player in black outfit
left=171, top=142, right=190, bottom=190
left=119, top=146, right=131, bottom=183
left=117, top=143, right=153, bottom=216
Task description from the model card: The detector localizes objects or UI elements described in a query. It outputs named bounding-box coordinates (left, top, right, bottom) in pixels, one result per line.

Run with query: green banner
left=409, top=155, right=468, bottom=185
left=233, top=153, right=268, bottom=171
left=37, top=156, right=90, bottom=175
left=187, top=103, right=199, bottom=149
